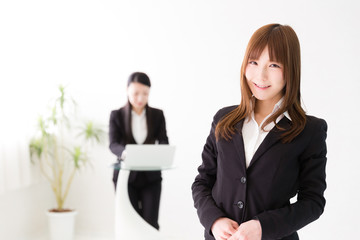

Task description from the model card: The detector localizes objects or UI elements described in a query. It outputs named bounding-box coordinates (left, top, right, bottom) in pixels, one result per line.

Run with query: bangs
left=247, top=26, right=288, bottom=64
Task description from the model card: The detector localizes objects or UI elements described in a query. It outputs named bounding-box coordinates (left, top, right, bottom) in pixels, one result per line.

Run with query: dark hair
left=215, top=23, right=306, bottom=143
left=127, top=72, right=151, bottom=87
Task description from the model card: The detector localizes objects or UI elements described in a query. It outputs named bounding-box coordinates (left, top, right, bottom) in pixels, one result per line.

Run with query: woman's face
left=245, top=46, right=286, bottom=105
left=127, top=82, right=150, bottom=113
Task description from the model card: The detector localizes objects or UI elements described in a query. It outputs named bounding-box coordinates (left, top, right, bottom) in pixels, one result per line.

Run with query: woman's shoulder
left=213, top=105, right=238, bottom=122
left=305, top=115, right=327, bottom=126
left=305, top=115, right=328, bottom=132
left=110, top=105, right=127, bottom=117
left=147, top=106, right=165, bottom=118
left=111, top=107, right=122, bottom=114
left=147, top=106, right=163, bottom=113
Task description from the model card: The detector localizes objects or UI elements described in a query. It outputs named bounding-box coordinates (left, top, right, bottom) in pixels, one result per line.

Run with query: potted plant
left=29, top=85, right=104, bottom=240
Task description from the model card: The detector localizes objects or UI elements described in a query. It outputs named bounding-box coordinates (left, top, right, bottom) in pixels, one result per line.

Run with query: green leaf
left=29, top=138, right=43, bottom=159
left=78, top=121, right=105, bottom=144
left=70, top=146, right=87, bottom=169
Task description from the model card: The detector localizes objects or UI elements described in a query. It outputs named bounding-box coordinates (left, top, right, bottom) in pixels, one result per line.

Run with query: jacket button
left=237, top=201, right=244, bottom=209
left=240, top=177, right=246, bottom=184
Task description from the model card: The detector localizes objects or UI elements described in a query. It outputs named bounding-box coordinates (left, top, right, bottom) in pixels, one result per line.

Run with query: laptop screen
left=121, top=144, right=176, bottom=170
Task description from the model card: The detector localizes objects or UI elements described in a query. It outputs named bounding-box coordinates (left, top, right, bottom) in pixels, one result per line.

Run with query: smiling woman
left=192, top=24, right=327, bottom=240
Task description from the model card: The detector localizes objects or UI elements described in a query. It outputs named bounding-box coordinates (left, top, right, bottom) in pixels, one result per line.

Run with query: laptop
left=120, top=144, right=176, bottom=170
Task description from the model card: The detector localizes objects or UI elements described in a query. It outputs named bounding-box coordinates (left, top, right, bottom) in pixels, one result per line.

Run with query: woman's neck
left=132, top=107, right=145, bottom=115
left=254, top=99, right=278, bottom=126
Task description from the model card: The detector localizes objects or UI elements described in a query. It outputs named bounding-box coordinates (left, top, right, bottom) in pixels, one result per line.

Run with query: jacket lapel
left=123, top=103, right=136, bottom=144
left=144, top=105, right=152, bottom=144
left=248, top=116, right=292, bottom=168
left=231, top=119, right=247, bottom=169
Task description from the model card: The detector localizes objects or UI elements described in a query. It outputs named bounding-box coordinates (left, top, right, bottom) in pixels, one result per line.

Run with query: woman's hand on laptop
left=120, top=151, right=127, bottom=161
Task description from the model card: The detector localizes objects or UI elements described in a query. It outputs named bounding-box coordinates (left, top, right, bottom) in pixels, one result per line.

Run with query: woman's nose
left=137, top=95, right=145, bottom=103
left=258, top=66, right=268, bottom=81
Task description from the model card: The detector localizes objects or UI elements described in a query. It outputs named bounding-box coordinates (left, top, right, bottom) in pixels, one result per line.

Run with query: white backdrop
left=1, top=0, right=360, bottom=239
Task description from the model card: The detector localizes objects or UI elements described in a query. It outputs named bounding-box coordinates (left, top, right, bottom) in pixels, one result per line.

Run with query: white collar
left=131, top=109, right=146, bottom=118
left=248, top=97, right=291, bottom=129
left=273, top=97, right=291, bottom=121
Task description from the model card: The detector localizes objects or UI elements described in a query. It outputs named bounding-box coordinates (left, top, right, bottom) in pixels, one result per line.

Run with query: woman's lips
left=254, top=82, right=270, bottom=89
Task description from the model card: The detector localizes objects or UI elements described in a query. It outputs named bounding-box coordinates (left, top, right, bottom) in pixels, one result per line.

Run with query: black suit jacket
left=192, top=106, right=327, bottom=240
left=109, top=103, right=169, bottom=183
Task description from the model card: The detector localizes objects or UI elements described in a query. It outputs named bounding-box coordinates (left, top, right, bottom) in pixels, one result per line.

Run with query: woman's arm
left=192, top=113, right=227, bottom=236
left=109, top=111, right=126, bottom=158
left=256, top=118, right=328, bottom=239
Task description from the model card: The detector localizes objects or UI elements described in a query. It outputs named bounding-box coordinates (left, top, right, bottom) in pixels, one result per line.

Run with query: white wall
left=1, top=0, right=360, bottom=239
left=0, top=183, right=53, bottom=240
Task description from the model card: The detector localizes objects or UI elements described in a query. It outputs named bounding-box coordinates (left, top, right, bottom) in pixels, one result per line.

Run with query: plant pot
left=46, top=210, right=78, bottom=240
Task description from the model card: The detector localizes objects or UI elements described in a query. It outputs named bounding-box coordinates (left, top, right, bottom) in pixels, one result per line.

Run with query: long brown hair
left=215, top=23, right=306, bottom=143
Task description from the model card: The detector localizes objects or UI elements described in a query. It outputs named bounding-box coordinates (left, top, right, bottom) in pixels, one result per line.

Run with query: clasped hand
left=211, top=217, right=262, bottom=240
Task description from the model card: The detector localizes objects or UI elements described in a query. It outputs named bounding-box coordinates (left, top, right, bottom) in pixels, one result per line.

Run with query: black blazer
left=109, top=103, right=169, bottom=183
left=192, top=106, right=327, bottom=240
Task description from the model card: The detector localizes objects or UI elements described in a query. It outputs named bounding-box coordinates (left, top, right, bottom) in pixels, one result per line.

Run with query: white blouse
left=241, top=98, right=291, bottom=168
left=131, top=109, right=147, bottom=144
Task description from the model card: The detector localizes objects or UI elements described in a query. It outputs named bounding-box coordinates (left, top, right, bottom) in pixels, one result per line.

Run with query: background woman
left=109, top=72, right=169, bottom=230
left=192, top=24, right=327, bottom=240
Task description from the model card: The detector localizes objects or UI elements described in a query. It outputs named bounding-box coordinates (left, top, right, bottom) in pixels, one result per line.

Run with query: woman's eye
left=249, top=61, right=257, bottom=65
left=270, top=63, right=280, bottom=68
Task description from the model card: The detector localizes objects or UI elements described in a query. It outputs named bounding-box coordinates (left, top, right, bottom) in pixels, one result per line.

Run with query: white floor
left=32, top=235, right=181, bottom=240
left=26, top=232, right=184, bottom=240
left=32, top=234, right=114, bottom=240
left=74, top=236, right=114, bottom=240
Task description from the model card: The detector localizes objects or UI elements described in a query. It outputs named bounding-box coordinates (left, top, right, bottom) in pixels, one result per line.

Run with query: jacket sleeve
left=191, top=113, right=227, bottom=236
left=109, top=110, right=126, bottom=158
left=157, top=110, right=169, bottom=144
left=256, top=119, right=328, bottom=239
